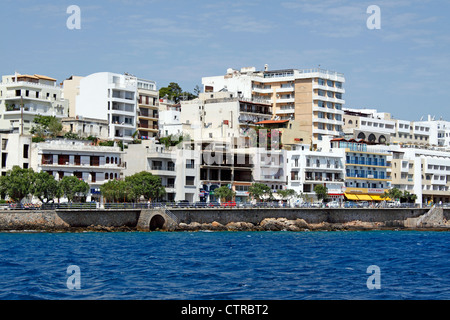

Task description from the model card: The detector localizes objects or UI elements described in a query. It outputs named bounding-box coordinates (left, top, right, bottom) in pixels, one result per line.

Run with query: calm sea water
left=0, top=230, right=448, bottom=300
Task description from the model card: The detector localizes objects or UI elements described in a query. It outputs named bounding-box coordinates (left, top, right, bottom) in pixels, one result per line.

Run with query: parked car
left=222, top=201, right=236, bottom=207
left=175, top=200, right=190, bottom=208
left=207, top=201, right=220, bottom=208
left=344, top=201, right=357, bottom=208
left=326, top=201, right=340, bottom=208
left=194, top=202, right=207, bottom=208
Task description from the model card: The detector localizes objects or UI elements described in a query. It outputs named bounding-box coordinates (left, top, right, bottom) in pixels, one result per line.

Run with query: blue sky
left=1, top=0, right=449, bottom=121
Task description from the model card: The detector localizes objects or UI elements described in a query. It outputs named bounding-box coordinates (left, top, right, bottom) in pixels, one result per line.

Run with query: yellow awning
left=370, top=195, right=383, bottom=201
left=357, top=194, right=373, bottom=201
left=345, top=193, right=359, bottom=200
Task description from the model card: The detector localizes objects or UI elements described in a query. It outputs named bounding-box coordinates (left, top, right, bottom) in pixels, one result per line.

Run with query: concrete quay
left=0, top=207, right=449, bottom=232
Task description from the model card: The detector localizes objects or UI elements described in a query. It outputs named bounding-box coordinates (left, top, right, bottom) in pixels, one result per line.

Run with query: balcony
left=239, top=105, right=272, bottom=115
left=276, top=97, right=295, bottom=104
left=276, top=85, right=295, bottom=93
left=346, top=172, right=389, bottom=180
left=346, top=160, right=387, bottom=167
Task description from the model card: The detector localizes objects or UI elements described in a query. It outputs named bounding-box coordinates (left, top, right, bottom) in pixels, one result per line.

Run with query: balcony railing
left=346, top=160, right=386, bottom=166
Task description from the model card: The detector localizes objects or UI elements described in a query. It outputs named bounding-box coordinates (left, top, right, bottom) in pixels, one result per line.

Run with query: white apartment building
left=253, top=148, right=287, bottom=192
left=180, top=91, right=272, bottom=144
left=287, top=145, right=346, bottom=202
left=30, top=139, right=124, bottom=201
left=202, top=66, right=345, bottom=148
left=0, top=132, right=32, bottom=175
left=75, top=72, right=138, bottom=143
left=389, top=144, right=450, bottom=205
left=0, top=73, right=68, bottom=134
left=415, top=115, right=450, bottom=147
left=124, top=140, right=200, bottom=202
left=158, top=98, right=182, bottom=137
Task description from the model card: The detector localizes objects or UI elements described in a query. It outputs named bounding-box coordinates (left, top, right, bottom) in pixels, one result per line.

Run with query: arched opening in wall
left=379, top=135, right=386, bottom=144
left=149, top=214, right=165, bottom=231
left=368, top=134, right=376, bottom=142
left=357, top=132, right=366, bottom=140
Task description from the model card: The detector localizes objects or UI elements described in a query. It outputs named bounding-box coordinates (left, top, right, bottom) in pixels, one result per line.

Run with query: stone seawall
left=171, top=208, right=430, bottom=225
left=0, top=209, right=141, bottom=231
left=0, top=208, right=448, bottom=232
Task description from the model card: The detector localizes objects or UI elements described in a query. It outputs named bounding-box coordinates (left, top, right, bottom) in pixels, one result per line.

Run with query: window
left=22, top=144, right=29, bottom=159
left=186, top=176, right=195, bottom=186
left=186, top=159, right=195, bottom=169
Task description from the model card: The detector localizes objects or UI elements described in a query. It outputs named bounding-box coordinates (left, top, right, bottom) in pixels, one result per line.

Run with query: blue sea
left=0, top=230, right=448, bottom=300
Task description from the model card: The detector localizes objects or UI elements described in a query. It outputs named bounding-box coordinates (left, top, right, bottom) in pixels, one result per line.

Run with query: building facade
left=137, top=78, right=159, bottom=139
left=0, top=73, right=68, bottom=134
left=30, top=139, right=124, bottom=201
left=202, top=66, right=345, bottom=148
left=330, top=138, right=391, bottom=201
left=123, top=140, right=200, bottom=203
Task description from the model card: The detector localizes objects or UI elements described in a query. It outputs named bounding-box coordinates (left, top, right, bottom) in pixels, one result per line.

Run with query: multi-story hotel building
left=202, top=66, right=345, bottom=148
left=0, top=73, right=68, bottom=134
left=330, top=138, right=391, bottom=201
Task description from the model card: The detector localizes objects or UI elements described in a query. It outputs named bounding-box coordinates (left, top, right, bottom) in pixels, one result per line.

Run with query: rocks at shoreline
left=174, top=218, right=387, bottom=232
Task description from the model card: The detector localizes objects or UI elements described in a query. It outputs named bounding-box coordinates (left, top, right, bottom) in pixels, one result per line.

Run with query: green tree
left=0, top=175, right=7, bottom=200
left=30, top=115, right=63, bottom=138
left=3, top=166, right=35, bottom=202
left=100, top=179, right=128, bottom=203
left=159, top=82, right=183, bottom=103
left=159, top=82, right=197, bottom=103
left=193, top=85, right=201, bottom=97
left=214, top=185, right=235, bottom=202
left=125, top=172, right=165, bottom=202
left=400, top=190, right=418, bottom=203
left=31, top=171, right=60, bottom=203
left=381, top=187, right=402, bottom=202
left=59, top=176, right=89, bottom=202
left=277, top=189, right=296, bottom=202
left=313, top=185, right=328, bottom=202
left=249, top=183, right=272, bottom=202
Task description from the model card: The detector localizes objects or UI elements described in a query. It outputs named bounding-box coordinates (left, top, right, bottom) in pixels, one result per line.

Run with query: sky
left=1, top=0, right=449, bottom=121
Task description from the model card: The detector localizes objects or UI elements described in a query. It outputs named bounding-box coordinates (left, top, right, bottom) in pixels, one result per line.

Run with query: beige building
left=343, top=108, right=431, bottom=146
left=202, top=66, right=345, bottom=149
left=61, top=116, right=109, bottom=140
left=137, top=78, right=159, bottom=139
left=62, top=75, right=83, bottom=117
